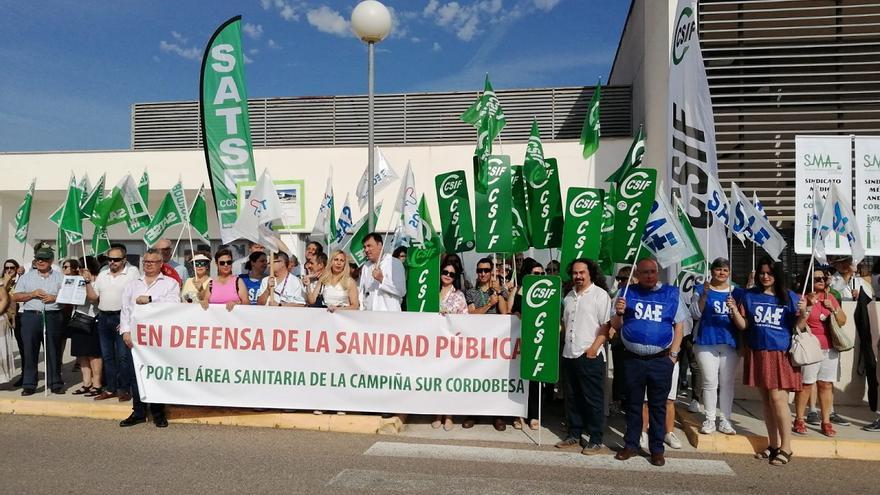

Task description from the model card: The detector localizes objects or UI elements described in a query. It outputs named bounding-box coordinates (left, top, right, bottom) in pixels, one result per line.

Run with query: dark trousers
left=124, top=344, right=164, bottom=419
left=97, top=312, right=129, bottom=393
left=562, top=354, right=606, bottom=444
left=622, top=351, right=674, bottom=454
left=679, top=335, right=701, bottom=401
left=20, top=311, right=64, bottom=391
left=610, top=340, right=627, bottom=403
left=14, top=313, right=25, bottom=379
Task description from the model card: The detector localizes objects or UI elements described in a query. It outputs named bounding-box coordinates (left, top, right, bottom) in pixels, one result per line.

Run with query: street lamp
left=351, top=0, right=392, bottom=232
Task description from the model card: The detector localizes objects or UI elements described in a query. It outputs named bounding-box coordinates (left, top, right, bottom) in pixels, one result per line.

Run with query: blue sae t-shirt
left=694, top=285, right=745, bottom=348
left=743, top=288, right=800, bottom=352
left=621, top=284, right=680, bottom=349
left=239, top=274, right=262, bottom=305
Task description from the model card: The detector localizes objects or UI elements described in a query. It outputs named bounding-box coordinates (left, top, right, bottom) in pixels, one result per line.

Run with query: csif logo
left=439, top=173, right=463, bottom=199
left=568, top=190, right=600, bottom=218
left=671, top=6, right=696, bottom=65
left=526, top=278, right=556, bottom=308
left=803, top=153, right=840, bottom=170
left=863, top=154, right=880, bottom=169
left=619, top=171, right=652, bottom=199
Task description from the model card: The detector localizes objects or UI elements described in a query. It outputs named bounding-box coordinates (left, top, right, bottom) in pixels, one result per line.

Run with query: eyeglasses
left=217, top=260, right=233, bottom=266
left=273, top=259, right=285, bottom=264
left=532, top=271, right=545, bottom=275
left=143, top=260, right=162, bottom=265
left=108, top=257, right=124, bottom=263
left=441, top=270, right=457, bottom=277
left=3, top=266, right=16, bottom=271
left=813, top=276, right=827, bottom=282
left=62, top=265, right=71, bottom=270
left=194, top=261, right=209, bottom=267
left=476, top=268, right=492, bottom=274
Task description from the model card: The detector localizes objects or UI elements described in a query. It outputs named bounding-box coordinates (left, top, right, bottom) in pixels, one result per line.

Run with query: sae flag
left=641, top=190, right=700, bottom=268
left=816, top=183, right=864, bottom=266
left=731, top=182, right=787, bottom=261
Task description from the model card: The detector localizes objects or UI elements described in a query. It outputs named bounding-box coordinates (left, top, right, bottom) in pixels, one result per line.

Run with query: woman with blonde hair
left=308, top=250, right=359, bottom=311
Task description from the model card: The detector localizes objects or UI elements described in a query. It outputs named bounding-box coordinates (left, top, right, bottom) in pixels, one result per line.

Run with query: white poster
left=794, top=135, right=853, bottom=255
left=855, top=137, right=880, bottom=256
left=667, top=0, right=727, bottom=264
left=131, top=304, right=527, bottom=416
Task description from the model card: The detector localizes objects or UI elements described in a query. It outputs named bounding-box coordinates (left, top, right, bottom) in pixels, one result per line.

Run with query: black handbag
left=68, top=311, right=96, bottom=335
left=309, top=283, right=326, bottom=308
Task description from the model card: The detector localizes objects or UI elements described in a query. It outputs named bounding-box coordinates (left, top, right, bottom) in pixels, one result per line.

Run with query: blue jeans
left=563, top=354, right=606, bottom=444
left=622, top=350, right=674, bottom=454
left=20, top=311, right=64, bottom=391
left=97, top=312, right=129, bottom=394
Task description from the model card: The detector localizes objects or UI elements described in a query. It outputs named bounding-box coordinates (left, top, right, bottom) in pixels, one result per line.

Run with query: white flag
left=330, top=194, right=354, bottom=250
left=118, top=174, right=151, bottom=232
left=642, top=191, right=699, bottom=268
left=395, top=161, right=421, bottom=245
left=356, top=146, right=399, bottom=210
left=311, top=172, right=334, bottom=243
left=731, top=182, right=787, bottom=261
left=233, top=169, right=284, bottom=252
left=810, top=190, right=826, bottom=263
left=704, top=173, right=731, bottom=230
left=817, top=183, right=864, bottom=267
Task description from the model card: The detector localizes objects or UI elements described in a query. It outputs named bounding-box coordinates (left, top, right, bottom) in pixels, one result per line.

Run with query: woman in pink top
left=793, top=268, right=847, bottom=437
left=200, top=249, right=248, bottom=311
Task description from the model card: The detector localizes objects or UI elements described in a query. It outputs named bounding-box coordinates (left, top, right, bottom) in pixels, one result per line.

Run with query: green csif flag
left=605, top=125, right=645, bottom=184
left=674, top=194, right=707, bottom=272
left=80, top=174, right=105, bottom=219
left=201, top=16, right=258, bottom=244
left=580, top=82, right=601, bottom=159
left=189, top=184, right=211, bottom=243
left=597, top=184, right=617, bottom=275
left=56, top=227, right=68, bottom=260
left=434, top=171, right=475, bottom=253
left=143, top=182, right=188, bottom=247
left=138, top=170, right=150, bottom=206
left=559, top=188, right=604, bottom=281
left=14, top=179, right=35, bottom=243
left=406, top=195, right=442, bottom=313
left=475, top=155, right=513, bottom=253
left=92, top=226, right=110, bottom=256
left=59, top=173, right=84, bottom=244
left=526, top=158, right=564, bottom=249
left=612, top=168, right=657, bottom=263
left=347, top=203, right=383, bottom=267
left=461, top=75, right=506, bottom=193
left=519, top=275, right=561, bottom=383
left=524, top=118, right=548, bottom=184
left=510, top=165, right=531, bottom=253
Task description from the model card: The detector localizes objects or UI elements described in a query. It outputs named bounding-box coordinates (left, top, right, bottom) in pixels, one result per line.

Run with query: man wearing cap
left=12, top=245, right=64, bottom=395
left=82, top=243, right=140, bottom=401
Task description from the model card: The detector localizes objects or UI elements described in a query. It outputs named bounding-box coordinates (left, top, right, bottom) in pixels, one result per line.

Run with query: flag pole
left=172, top=223, right=186, bottom=256
left=42, top=310, right=48, bottom=397
left=622, top=241, right=644, bottom=299
left=537, top=384, right=542, bottom=447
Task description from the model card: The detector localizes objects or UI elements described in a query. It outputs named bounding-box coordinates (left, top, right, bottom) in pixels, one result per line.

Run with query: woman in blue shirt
left=730, top=256, right=807, bottom=466
left=691, top=258, right=743, bottom=436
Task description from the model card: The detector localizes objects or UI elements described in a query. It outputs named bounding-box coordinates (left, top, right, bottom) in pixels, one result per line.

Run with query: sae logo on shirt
left=634, top=302, right=663, bottom=322
left=753, top=304, right=784, bottom=328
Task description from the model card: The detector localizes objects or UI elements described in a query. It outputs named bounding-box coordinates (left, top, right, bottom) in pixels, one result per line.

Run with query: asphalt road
left=0, top=415, right=875, bottom=494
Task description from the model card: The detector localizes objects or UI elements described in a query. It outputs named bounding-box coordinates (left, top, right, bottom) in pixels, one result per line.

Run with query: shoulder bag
left=789, top=326, right=823, bottom=367
left=309, top=283, right=326, bottom=308
left=829, top=310, right=854, bottom=352
left=68, top=310, right=97, bottom=335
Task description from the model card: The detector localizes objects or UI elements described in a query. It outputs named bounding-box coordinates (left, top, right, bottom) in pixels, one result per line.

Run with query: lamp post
left=351, top=0, right=392, bottom=232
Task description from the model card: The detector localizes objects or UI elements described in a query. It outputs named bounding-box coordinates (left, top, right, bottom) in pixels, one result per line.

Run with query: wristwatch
left=670, top=350, right=679, bottom=359
left=147, top=296, right=152, bottom=303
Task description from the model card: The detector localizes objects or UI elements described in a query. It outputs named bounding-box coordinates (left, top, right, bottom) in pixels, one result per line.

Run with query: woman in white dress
left=0, top=267, right=16, bottom=383
left=308, top=250, right=359, bottom=311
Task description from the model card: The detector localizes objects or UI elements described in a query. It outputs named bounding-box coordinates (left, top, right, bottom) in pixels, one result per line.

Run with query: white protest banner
left=795, top=135, right=852, bottom=255
left=131, top=304, right=527, bottom=416
left=855, top=136, right=880, bottom=255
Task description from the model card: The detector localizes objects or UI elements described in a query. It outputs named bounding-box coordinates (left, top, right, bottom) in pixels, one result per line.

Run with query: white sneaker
left=687, top=399, right=703, bottom=413
left=664, top=431, right=683, bottom=449
left=718, top=419, right=736, bottom=435
left=639, top=431, right=649, bottom=452
left=700, top=419, right=716, bottom=434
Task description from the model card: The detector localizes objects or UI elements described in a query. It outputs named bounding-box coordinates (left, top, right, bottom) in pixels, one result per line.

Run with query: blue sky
left=0, top=0, right=629, bottom=152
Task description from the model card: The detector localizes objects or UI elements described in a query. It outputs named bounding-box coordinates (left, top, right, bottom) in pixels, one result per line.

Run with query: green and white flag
left=475, top=155, right=513, bottom=253
left=641, top=190, right=700, bottom=269
left=612, top=168, right=657, bottom=263
left=597, top=184, right=616, bottom=275
left=311, top=173, right=336, bottom=246
left=524, top=118, right=548, bottom=184
left=56, top=226, right=68, bottom=260
left=59, top=173, right=84, bottom=244
left=118, top=174, right=151, bottom=233
left=78, top=174, right=91, bottom=197
left=559, top=188, right=604, bottom=281
left=14, top=178, right=35, bottom=243
left=200, top=16, right=258, bottom=244
left=526, top=158, right=563, bottom=249
left=605, top=125, right=645, bottom=184
left=519, top=275, right=561, bottom=383
left=91, top=188, right=127, bottom=229
left=143, top=181, right=188, bottom=247
left=461, top=75, right=506, bottom=193
left=345, top=202, right=383, bottom=267
left=189, top=184, right=211, bottom=243
left=92, top=225, right=111, bottom=257
left=138, top=170, right=150, bottom=206
left=80, top=173, right=105, bottom=219
left=580, top=82, right=601, bottom=159
left=674, top=194, right=707, bottom=272
left=434, top=171, right=475, bottom=253
left=406, top=195, right=442, bottom=313
left=510, top=165, right=531, bottom=253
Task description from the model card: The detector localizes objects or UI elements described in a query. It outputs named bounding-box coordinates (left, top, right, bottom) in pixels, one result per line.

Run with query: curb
left=676, top=404, right=880, bottom=461
left=0, top=398, right=406, bottom=435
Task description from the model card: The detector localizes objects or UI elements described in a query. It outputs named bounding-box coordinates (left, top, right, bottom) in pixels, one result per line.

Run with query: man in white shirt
left=257, top=251, right=306, bottom=306
left=83, top=244, right=140, bottom=401
left=554, top=258, right=611, bottom=455
left=358, top=233, right=406, bottom=311
left=118, top=248, right=182, bottom=428
left=155, top=238, right=188, bottom=283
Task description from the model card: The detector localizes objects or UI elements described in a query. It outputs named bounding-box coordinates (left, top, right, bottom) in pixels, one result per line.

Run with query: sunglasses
left=758, top=271, right=774, bottom=277
left=108, top=257, right=124, bottom=263
left=217, top=260, right=233, bottom=266
left=476, top=268, right=492, bottom=274
left=532, top=271, right=545, bottom=275
left=194, top=261, right=209, bottom=267
left=441, top=270, right=457, bottom=277
left=813, top=276, right=827, bottom=282
left=616, top=276, right=629, bottom=282
left=143, top=260, right=162, bottom=265
left=3, top=266, right=16, bottom=271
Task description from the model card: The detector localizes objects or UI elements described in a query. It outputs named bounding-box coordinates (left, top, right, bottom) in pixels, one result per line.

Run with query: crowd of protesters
left=1, top=236, right=878, bottom=467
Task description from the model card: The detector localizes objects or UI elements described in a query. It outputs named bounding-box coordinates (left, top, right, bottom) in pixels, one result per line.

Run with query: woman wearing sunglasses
left=0, top=260, right=19, bottom=383
left=181, top=253, right=211, bottom=304
left=200, top=249, right=248, bottom=311
left=793, top=267, right=845, bottom=437
left=510, top=257, right=546, bottom=431
left=432, top=260, right=468, bottom=430
left=730, top=256, right=807, bottom=466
